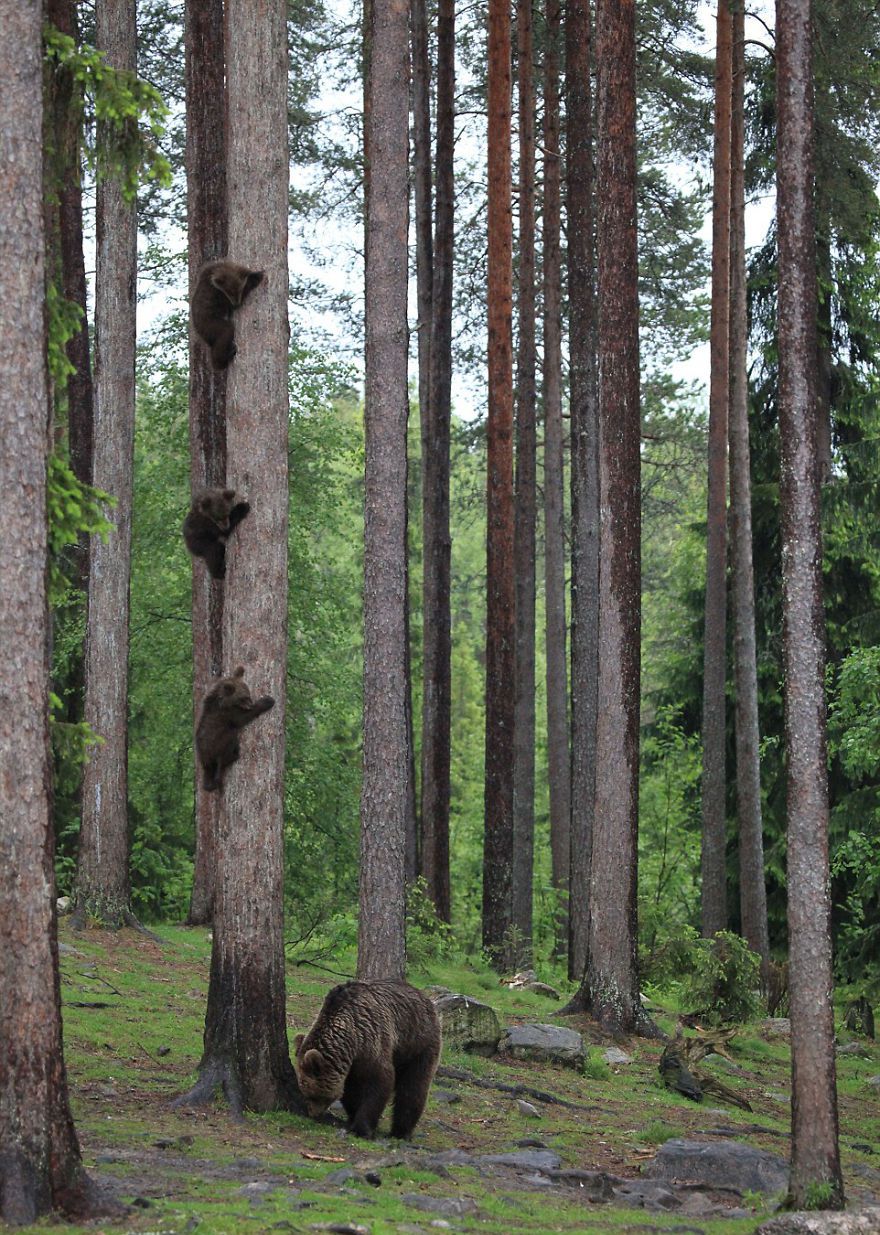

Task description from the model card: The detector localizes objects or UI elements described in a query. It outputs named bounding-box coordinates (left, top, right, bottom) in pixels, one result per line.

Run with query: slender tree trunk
left=815, top=216, right=833, bottom=485
left=0, top=8, right=96, bottom=1219
left=182, top=0, right=303, bottom=1114
left=358, top=0, right=410, bottom=981
left=421, top=0, right=454, bottom=922
left=566, top=0, right=598, bottom=984
left=729, top=6, right=769, bottom=969
left=184, top=0, right=227, bottom=928
left=75, top=0, right=139, bottom=930
left=482, top=0, right=516, bottom=971
left=543, top=0, right=570, bottom=962
left=776, top=0, right=844, bottom=1205
left=700, top=0, right=732, bottom=940
left=511, top=0, right=537, bottom=963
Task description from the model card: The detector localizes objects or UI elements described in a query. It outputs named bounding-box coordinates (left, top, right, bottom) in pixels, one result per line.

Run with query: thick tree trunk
left=511, top=0, right=537, bottom=963
left=0, top=7, right=96, bottom=1219
left=184, top=0, right=227, bottom=927
left=183, top=0, right=303, bottom=1114
left=729, top=6, right=769, bottom=968
left=482, top=0, right=516, bottom=971
left=75, top=0, right=139, bottom=930
left=542, top=0, right=570, bottom=962
left=358, top=0, right=410, bottom=981
left=776, top=0, right=844, bottom=1206
left=700, top=0, right=732, bottom=940
left=421, top=0, right=454, bottom=922
left=565, top=0, right=598, bottom=984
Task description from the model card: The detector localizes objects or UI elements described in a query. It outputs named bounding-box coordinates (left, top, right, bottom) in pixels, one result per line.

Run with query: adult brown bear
left=294, top=981, right=441, bottom=1140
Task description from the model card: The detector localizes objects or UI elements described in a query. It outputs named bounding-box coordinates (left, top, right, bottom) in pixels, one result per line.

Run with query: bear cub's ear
left=223, top=488, right=236, bottom=500
left=302, top=1049, right=324, bottom=1075
left=233, top=666, right=246, bottom=678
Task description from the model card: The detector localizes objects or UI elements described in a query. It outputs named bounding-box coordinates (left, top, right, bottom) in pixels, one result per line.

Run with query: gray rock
left=505, top=970, right=562, bottom=1000
left=432, top=1090, right=461, bottom=1105
left=325, top=1168, right=358, bottom=1185
left=836, top=1041, right=871, bottom=1058
left=478, top=1149, right=562, bottom=1172
left=756, top=1209, right=880, bottom=1234
left=603, top=1047, right=632, bottom=1066
left=432, top=993, right=502, bottom=1056
left=866, top=1076, right=880, bottom=1087
left=517, top=1099, right=541, bottom=1118
left=762, top=1018, right=792, bottom=1038
left=56, top=896, right=72, bottom=914
left=425, top=1148, right=477, bottom=1169
left=402, top=1195, right=477, bottom=1216
left=643, top=1138, right=789, bottom=1197
left=549, top=1169, right=616, bottom=1200
left=613, top=1179, right=679, bottom=1211
left=498, top=1023, right=585, bottom=1069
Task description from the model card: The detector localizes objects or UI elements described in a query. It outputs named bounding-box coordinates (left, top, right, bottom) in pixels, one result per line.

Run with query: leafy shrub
left=681, top=931, right=763, bottom=1024
left=406, top=877, right=454, bottom=965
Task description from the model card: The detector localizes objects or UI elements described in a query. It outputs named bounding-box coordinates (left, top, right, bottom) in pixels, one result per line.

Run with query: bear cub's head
left=293, top=1034, right=345, bottom=1117
left=196, top=487, right=239, bottom=533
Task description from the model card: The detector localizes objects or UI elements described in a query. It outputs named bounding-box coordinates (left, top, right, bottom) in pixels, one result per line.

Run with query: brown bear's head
left=293, top=1033, right=345, bottom=1117
left=197, top=487, right=238, bottom=533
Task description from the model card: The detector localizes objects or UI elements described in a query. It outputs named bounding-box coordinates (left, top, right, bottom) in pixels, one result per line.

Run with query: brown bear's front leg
left=348, top=1064, right=394, bottom=1139
left=390, top=1049, right=437, bottom=1139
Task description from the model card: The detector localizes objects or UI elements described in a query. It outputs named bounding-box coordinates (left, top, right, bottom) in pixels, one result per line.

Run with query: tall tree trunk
left=543, top=0, right=570, bottom=962
left=183, top=0, right=303, bottom=1114
left=184, top=0, right=227, bottom=928
left=358, top=0, right=411, bottom=981
left=700, top=0, right=732, bottom=940
left=0, top=7, right=95, bottom=1218
left=511, top=0, right=537, bottom=963
left=421, top=0, right=454, bottom=922
left=566, top=0, right=598, bottom=984
left=482, top=0, right=516, bottom=971
left=776, top=0, right=844, bottom=1205
left=729, top=5, right=769, bottom=968
left=75, top=0, right=139, bottom=930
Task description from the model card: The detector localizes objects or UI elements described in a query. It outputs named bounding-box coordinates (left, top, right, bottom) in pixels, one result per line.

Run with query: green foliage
left=406, top=878, right=455, bottom=966
left=583, top=1051, right=612, bottom=1082
left=802, top=1181, right=838, bottom=1211
left=43, top=23, right=171, bottom=203
left=680, top=931, right=763, bottom=1025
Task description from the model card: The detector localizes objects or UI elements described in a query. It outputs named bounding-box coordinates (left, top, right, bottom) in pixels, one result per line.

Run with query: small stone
left=130, top=1196, right=152, bottom=1208
left=325, top=1168, right=358, bottom=1186
left=761, top=1018, right=791, bottom=1038
left=233, top=1157, right=262, bottom=1170
left=364, top=1171, right=382, bottom=1186
left=478, top=1149, right=562, bottom=1172
left=432, top=1090, right=461, bottom=1105
left=756, top=1208, right=880, bottom=1234
left=866, top=1076, right=880, bottom=1087
left=239, top=1181, right=274, bottom=1197
left=156, top=1045, right=171, bottom=1057
left=403, top=1196, right=477, bottom=1216
left=836, top=1041, right=870, bottom=1058
left=56, top=896, right=71, bottom=914
left=603, top=1047, right=632, bottom=1066
left=517, top=1100, right=541, bottom=1118
left=515, top=1138, right=547, bottom=1148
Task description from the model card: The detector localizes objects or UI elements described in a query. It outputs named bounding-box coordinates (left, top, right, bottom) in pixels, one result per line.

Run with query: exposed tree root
left=172, top=1060, right=245, bottom=1121
left=434, top=1065, right=597, bottom=1111
left=69, top=900, right=161, bottom=943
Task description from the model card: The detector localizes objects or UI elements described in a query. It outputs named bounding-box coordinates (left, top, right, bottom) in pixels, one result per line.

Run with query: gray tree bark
left=512, top=0, right=537, bottom=962
left=183, top=0, right=303, bottom=1114
left=700, top=0, right=732, bottom=940
left=729, top=4, right=769, bottom=969
left=776, top=0, right=844, bottom=1205
left=185, top=0, right=227, bottom=927
left=75, top=0, right=139, bottom=930
left=0, top=6, right=95, bottom=1218
left=565, top=0, right=598, bottom=983
left=542, top=0, right=570, bottom=962
left=358, top=0, right=411, bottom=981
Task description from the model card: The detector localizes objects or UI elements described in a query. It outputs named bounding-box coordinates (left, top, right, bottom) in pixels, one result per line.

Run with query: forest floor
left=22, top=923, right=880, bottom=1234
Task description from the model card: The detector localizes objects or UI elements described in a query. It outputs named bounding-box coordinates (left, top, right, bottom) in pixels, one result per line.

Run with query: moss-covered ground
left=17, top=924, right=880, bottom=1233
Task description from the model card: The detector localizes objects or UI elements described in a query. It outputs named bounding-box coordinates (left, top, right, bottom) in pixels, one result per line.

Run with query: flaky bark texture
left=542, top=0, right=570, bottom=962
left=187, top=0, right=303, bottom=1114
left=75, top=0, right=138, bottom=930
left=565, top=0, right=598, bottom=983
left=511, top=0, right=537, bottom=962
left=358, top=0, right=410, bottom=981
left=729, top=7, right=769, bottom=968
left=700, top=0, right=732, bottom=940
left=776, top=0, right=844, bottom=1206
left=421, top=0, right=455, bottom=922
left=482, top=0, right=516, bottom=970
left=565, top=0, right=655, bottom=1035
left=0, top=7, right=94, bottom=1220
left=185, top=0, right=227, bottom=927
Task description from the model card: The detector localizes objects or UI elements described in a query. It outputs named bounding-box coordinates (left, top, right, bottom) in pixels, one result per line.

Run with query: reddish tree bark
left=566, top=0, right=598, bottom=983
left=482, top=0, right=516, bottom=971
left=75, top=0, right=139, bottom=930
left=358, top=0, right=411, bottom=981
left=729, top=5, right=769, bottom=968
left=421, top=0, right=455, bottom=922
left=511, top=0, right=537, bottom=961
left=0, top=6, right=97, bottom=1220
left=185, top=0, right=227, bottom=927
left=542, top=0, right=570, bottom=961
left=181, top=0, right=303, bottom=1114
left=776, top=0, right=844, bottom=1205
left=700, top=0, right=732, bottom=940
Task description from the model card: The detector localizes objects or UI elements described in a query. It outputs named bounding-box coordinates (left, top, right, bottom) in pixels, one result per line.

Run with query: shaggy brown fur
left=183, top=487, right=250, bottom=580
left=294, top=981, right=441, bottom=1140
left=191, top=259, right=265, bottom=369
left=195, top=666, right=274, bottom=792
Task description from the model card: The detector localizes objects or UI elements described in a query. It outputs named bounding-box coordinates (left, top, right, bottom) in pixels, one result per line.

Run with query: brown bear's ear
left=293, top=1033, right=305, bottom=1055
left=233, top=665, right=246, bottom=678
left=302, top=1049, right=324, bottom=1075
left=222, top=489, right=236, bottom=501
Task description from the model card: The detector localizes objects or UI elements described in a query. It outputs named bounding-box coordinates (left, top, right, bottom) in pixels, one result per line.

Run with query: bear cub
left=294, top=981, right=441, bottom=1140
left=196, top=666, right=275, bottom=792
left=183, top=487, right=250, bottom=580
left=191, top=259, right=265, bottom=369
